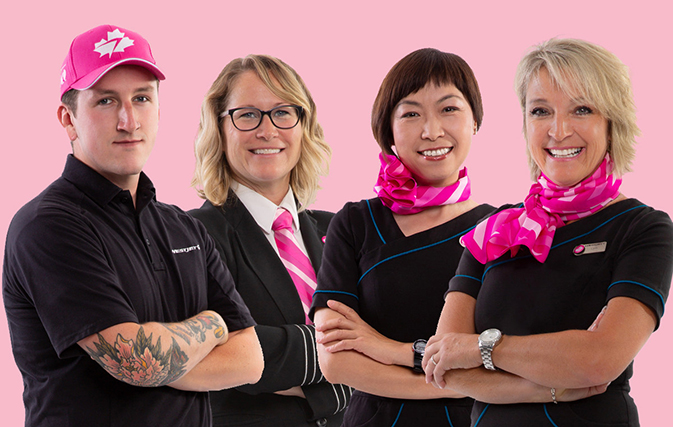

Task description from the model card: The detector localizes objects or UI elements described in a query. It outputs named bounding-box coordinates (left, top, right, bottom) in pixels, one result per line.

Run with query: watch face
left=481, top=329, right=501, bottom=344
left=413, top=340, right=426, bottom=354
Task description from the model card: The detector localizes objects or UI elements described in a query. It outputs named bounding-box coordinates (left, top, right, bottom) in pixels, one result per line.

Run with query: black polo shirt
left=3, top=155, right=255, bottom=427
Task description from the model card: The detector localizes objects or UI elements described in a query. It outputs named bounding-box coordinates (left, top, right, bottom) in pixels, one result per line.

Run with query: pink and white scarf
left=373, top=153, right=471, bottom=215
left=461, top=153, right=621, bottom=263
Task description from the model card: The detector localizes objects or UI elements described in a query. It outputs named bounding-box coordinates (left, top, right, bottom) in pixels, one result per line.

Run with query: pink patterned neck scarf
left=461, top=153, right=621, bottom=263
left=373, top=153, right=471, bottom=215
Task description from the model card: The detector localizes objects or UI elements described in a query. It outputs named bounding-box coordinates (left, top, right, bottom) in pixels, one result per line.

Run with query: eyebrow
left=527, top=96, right=591, bottom=105
left=436, top=94, right=462, bottom=104
left=397, top=94, right=462, bottom=108
left=230, top=102, right=289, bottom=109
left=91, top=85, right=157, bottom=96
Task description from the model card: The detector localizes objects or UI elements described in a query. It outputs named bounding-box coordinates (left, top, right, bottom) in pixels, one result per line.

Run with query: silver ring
left=431, top=354, right=438, bottom=365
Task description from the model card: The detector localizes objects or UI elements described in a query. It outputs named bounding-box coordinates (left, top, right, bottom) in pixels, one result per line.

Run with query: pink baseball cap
left=60, top=24, right=166, bottom=97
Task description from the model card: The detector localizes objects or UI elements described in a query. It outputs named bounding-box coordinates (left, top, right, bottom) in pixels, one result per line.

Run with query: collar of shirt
left=232, top=182, right=301, bottom=236
left=61, top=154, right=156, bottom=211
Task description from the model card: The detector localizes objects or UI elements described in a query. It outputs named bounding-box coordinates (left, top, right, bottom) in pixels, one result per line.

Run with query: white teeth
left=548, top=148, right=582, bottom=158
left=421, top=147, right=451, bottom=157
left=252, top=149, right=281, bottom=154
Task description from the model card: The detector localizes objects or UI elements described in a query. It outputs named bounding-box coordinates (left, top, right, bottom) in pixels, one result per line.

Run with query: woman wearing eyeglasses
left=190, top=55, right=350, bottom=427
left=310, top=48, right=493, bottom=426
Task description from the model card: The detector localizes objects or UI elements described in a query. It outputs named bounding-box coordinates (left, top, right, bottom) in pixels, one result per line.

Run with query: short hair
left=371, top=48, right=483, bottom=154
left=192, top=55, right=330, bottom=209
left=61, top=89, right=79, bottom=116
left=515, top=38, right=639, bottom=180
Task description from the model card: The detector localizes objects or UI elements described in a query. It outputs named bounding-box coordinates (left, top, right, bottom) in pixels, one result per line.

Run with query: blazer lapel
left=221, top=197, right=305, bottom=324
left=299, top=212, right=324, bottom=272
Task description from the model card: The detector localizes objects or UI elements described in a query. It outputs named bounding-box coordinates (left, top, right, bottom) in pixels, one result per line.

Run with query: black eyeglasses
left=220, top=105, right=303, bottom=131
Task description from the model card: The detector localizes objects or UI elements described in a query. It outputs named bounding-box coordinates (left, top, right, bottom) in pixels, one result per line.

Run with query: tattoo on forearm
left=85, top=327, right=188, bottom=387
left=162, top=312, right=226, bottom=345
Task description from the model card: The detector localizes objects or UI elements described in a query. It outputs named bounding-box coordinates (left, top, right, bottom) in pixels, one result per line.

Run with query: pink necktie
left=272, top=208, right=317, bottom=324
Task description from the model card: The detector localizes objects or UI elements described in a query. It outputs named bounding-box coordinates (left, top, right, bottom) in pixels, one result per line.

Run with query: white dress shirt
left=232, top=182, right=309, bottom=256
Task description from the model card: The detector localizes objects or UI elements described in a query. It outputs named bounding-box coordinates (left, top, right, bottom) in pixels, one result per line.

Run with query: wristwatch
left=412, top=339, right=427, bottom=373
left=478, top=328, right=502, bottom=370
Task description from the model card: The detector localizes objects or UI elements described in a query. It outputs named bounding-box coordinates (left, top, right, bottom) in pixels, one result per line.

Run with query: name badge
left=573, top=242, right=607, bottom=256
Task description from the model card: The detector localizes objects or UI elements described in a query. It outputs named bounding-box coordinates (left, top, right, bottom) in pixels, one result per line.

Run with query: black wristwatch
left=412, top=339, right=427, bottom=373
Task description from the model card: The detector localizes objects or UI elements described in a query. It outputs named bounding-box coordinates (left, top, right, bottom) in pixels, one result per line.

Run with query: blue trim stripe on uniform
left=313, top=289, right=359, bottom=300
left=481, top=204, right=648, bottom=282
left=608, top=280, right=665, bottom=314
left=473, top=404, right=489, bottom=426
left=543, top=404, right=559, bottom=427
left=454, top=274, right=481, bottom=283
left=444, top=406, right=454, bottom=427
left=357, top=224, right=480, bottom=286
left=367, top=199, right=386, bottom=245
left=482, top=256, right=520, bottom=282
left=391, top=403, right=404, bottom=427
left=549, top=204, right=645, bottom=250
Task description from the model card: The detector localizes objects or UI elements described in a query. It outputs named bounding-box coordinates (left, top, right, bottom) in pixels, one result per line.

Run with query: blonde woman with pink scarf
left=423, top=38, right=673, bottom=427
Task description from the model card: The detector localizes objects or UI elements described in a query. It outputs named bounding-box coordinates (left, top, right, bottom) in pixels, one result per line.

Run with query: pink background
left=1, top=0, right=670, bottom=424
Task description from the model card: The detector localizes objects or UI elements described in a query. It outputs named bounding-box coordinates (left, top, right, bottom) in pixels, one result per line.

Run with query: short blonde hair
left=192, top=54, right=330, bottom=209
left=515, top=38, right=639, bottom=180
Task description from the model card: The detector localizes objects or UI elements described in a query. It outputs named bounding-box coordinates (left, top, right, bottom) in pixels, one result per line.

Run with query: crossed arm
left=78, top=310, right=263, bottom=391
left=314, top=300, right=465, bottom=399
left=315, top=300, right=601, bottom=403
left=421, top=292, right=655, bottom=403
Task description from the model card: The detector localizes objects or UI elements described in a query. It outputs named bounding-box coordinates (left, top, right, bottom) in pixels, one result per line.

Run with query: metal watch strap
left=480, top=345, right=496, bottom=370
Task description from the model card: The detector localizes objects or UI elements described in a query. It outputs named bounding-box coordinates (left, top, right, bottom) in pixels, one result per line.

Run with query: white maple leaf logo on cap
left=93, top=29, right=134, bottom=58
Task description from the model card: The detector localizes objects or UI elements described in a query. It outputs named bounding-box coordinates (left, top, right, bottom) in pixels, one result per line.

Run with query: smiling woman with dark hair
left=311, top=48, right=492, bottom=427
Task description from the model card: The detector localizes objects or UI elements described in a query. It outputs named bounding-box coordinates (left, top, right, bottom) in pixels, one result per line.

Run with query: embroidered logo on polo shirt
left=94, top=29, right=134, bottom=58
left=172, top=245, right=201, bottom=254
left=573, top=242, right=607, bottom=256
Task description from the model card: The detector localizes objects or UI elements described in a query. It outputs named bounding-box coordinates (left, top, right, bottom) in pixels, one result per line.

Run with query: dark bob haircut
left=371, top=48, right=483, bottom=154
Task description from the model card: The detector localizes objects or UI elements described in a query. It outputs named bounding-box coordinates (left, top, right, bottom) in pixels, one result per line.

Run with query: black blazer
left=189, top=194, right=350, bottom=427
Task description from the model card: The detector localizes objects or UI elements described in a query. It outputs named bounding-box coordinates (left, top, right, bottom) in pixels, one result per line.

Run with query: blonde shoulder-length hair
left=515, top=38, right=639, bottom=180
left=192, top=54, right=330, bottom=209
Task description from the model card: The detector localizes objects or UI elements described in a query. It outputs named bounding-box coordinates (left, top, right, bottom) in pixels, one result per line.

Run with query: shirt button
left=145, top=238, right=151, bottom=246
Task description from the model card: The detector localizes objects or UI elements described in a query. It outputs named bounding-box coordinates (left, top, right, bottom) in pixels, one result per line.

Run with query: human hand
left=423, top=332, right=482, bottom=388
left=556, top=383, right=609, bottom=402
left=315, top=300, right=409, bottom=366
left=275, top=386, right=306, bottom=399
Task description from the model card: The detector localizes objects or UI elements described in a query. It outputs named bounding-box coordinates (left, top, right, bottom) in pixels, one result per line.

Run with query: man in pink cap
left=3, top=25, right=263, bottom=427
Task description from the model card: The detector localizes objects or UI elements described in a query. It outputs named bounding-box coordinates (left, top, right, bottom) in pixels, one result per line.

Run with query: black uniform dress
left=448, top=198, right=673, bottom=427
left=311, top=198, right=494, bottom=427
